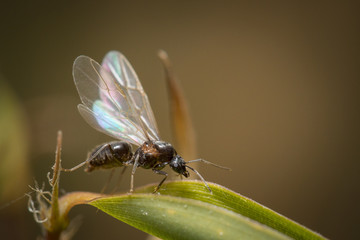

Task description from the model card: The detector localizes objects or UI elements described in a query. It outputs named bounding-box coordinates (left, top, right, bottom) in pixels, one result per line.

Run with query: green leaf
left=89, top=180, right=326, bottom=240
left=91, top=194, right=287, bottom=240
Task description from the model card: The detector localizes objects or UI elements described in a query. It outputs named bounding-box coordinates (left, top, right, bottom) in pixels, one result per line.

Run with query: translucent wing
left=101, top=51, right=159, bottom=140
left=73, top=52, right=160, bottom=146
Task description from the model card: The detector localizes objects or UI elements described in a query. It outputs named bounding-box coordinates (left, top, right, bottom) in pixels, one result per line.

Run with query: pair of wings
left=73, top=51, right=160, bottom=146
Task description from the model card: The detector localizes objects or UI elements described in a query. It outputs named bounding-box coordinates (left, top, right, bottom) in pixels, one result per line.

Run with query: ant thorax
left=135, top=140, right=177, bottom=169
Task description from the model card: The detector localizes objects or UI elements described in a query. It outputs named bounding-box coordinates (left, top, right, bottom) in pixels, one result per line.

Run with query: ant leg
left=152, top=169, right=168, bottom=193
left=111, top=167, right=127, bottom=194
left=186, top=158, right=231, bottom=171
left=129, top=155, right=139, bottom=193
left=61, top=144, right=109, bottom=172
left=61, top=161, right=87, bottom=172
left=100, top=169, right=115, bottom=194
left=186, top=165, right=212, bottom=193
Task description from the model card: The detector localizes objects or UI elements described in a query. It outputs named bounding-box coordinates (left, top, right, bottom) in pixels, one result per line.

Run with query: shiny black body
left=85, top=140, right=190, bottom=187
left=65, top=139, right=225, bottom=193
left=85, top=141, right=132, bottom=172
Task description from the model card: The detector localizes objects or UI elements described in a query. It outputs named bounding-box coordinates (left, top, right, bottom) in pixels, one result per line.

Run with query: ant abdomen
left=85, top=141, right=133, bottom=172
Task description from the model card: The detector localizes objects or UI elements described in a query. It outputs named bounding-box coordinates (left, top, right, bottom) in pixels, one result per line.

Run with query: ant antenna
left=185, top=165, right=212, bottom=193
left=185, top=159, right=231, bottom=194
left=186, top=158, right=231, bottom=171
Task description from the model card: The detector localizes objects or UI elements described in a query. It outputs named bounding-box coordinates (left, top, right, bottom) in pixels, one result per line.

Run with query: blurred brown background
left=0, top=1, right=359, bottom=239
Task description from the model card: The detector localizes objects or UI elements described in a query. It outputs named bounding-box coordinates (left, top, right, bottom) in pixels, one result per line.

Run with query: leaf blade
left=90, top=193, right=290, bottom=240
left=136, top=181, right=326, bottom=240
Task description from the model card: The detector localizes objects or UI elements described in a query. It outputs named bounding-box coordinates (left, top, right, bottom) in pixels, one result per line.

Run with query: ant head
left=169, top=155, right=190, bottom=177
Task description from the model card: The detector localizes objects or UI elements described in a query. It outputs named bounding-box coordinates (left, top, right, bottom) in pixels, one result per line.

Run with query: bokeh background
left=1, top=1, right=359, bottom=239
